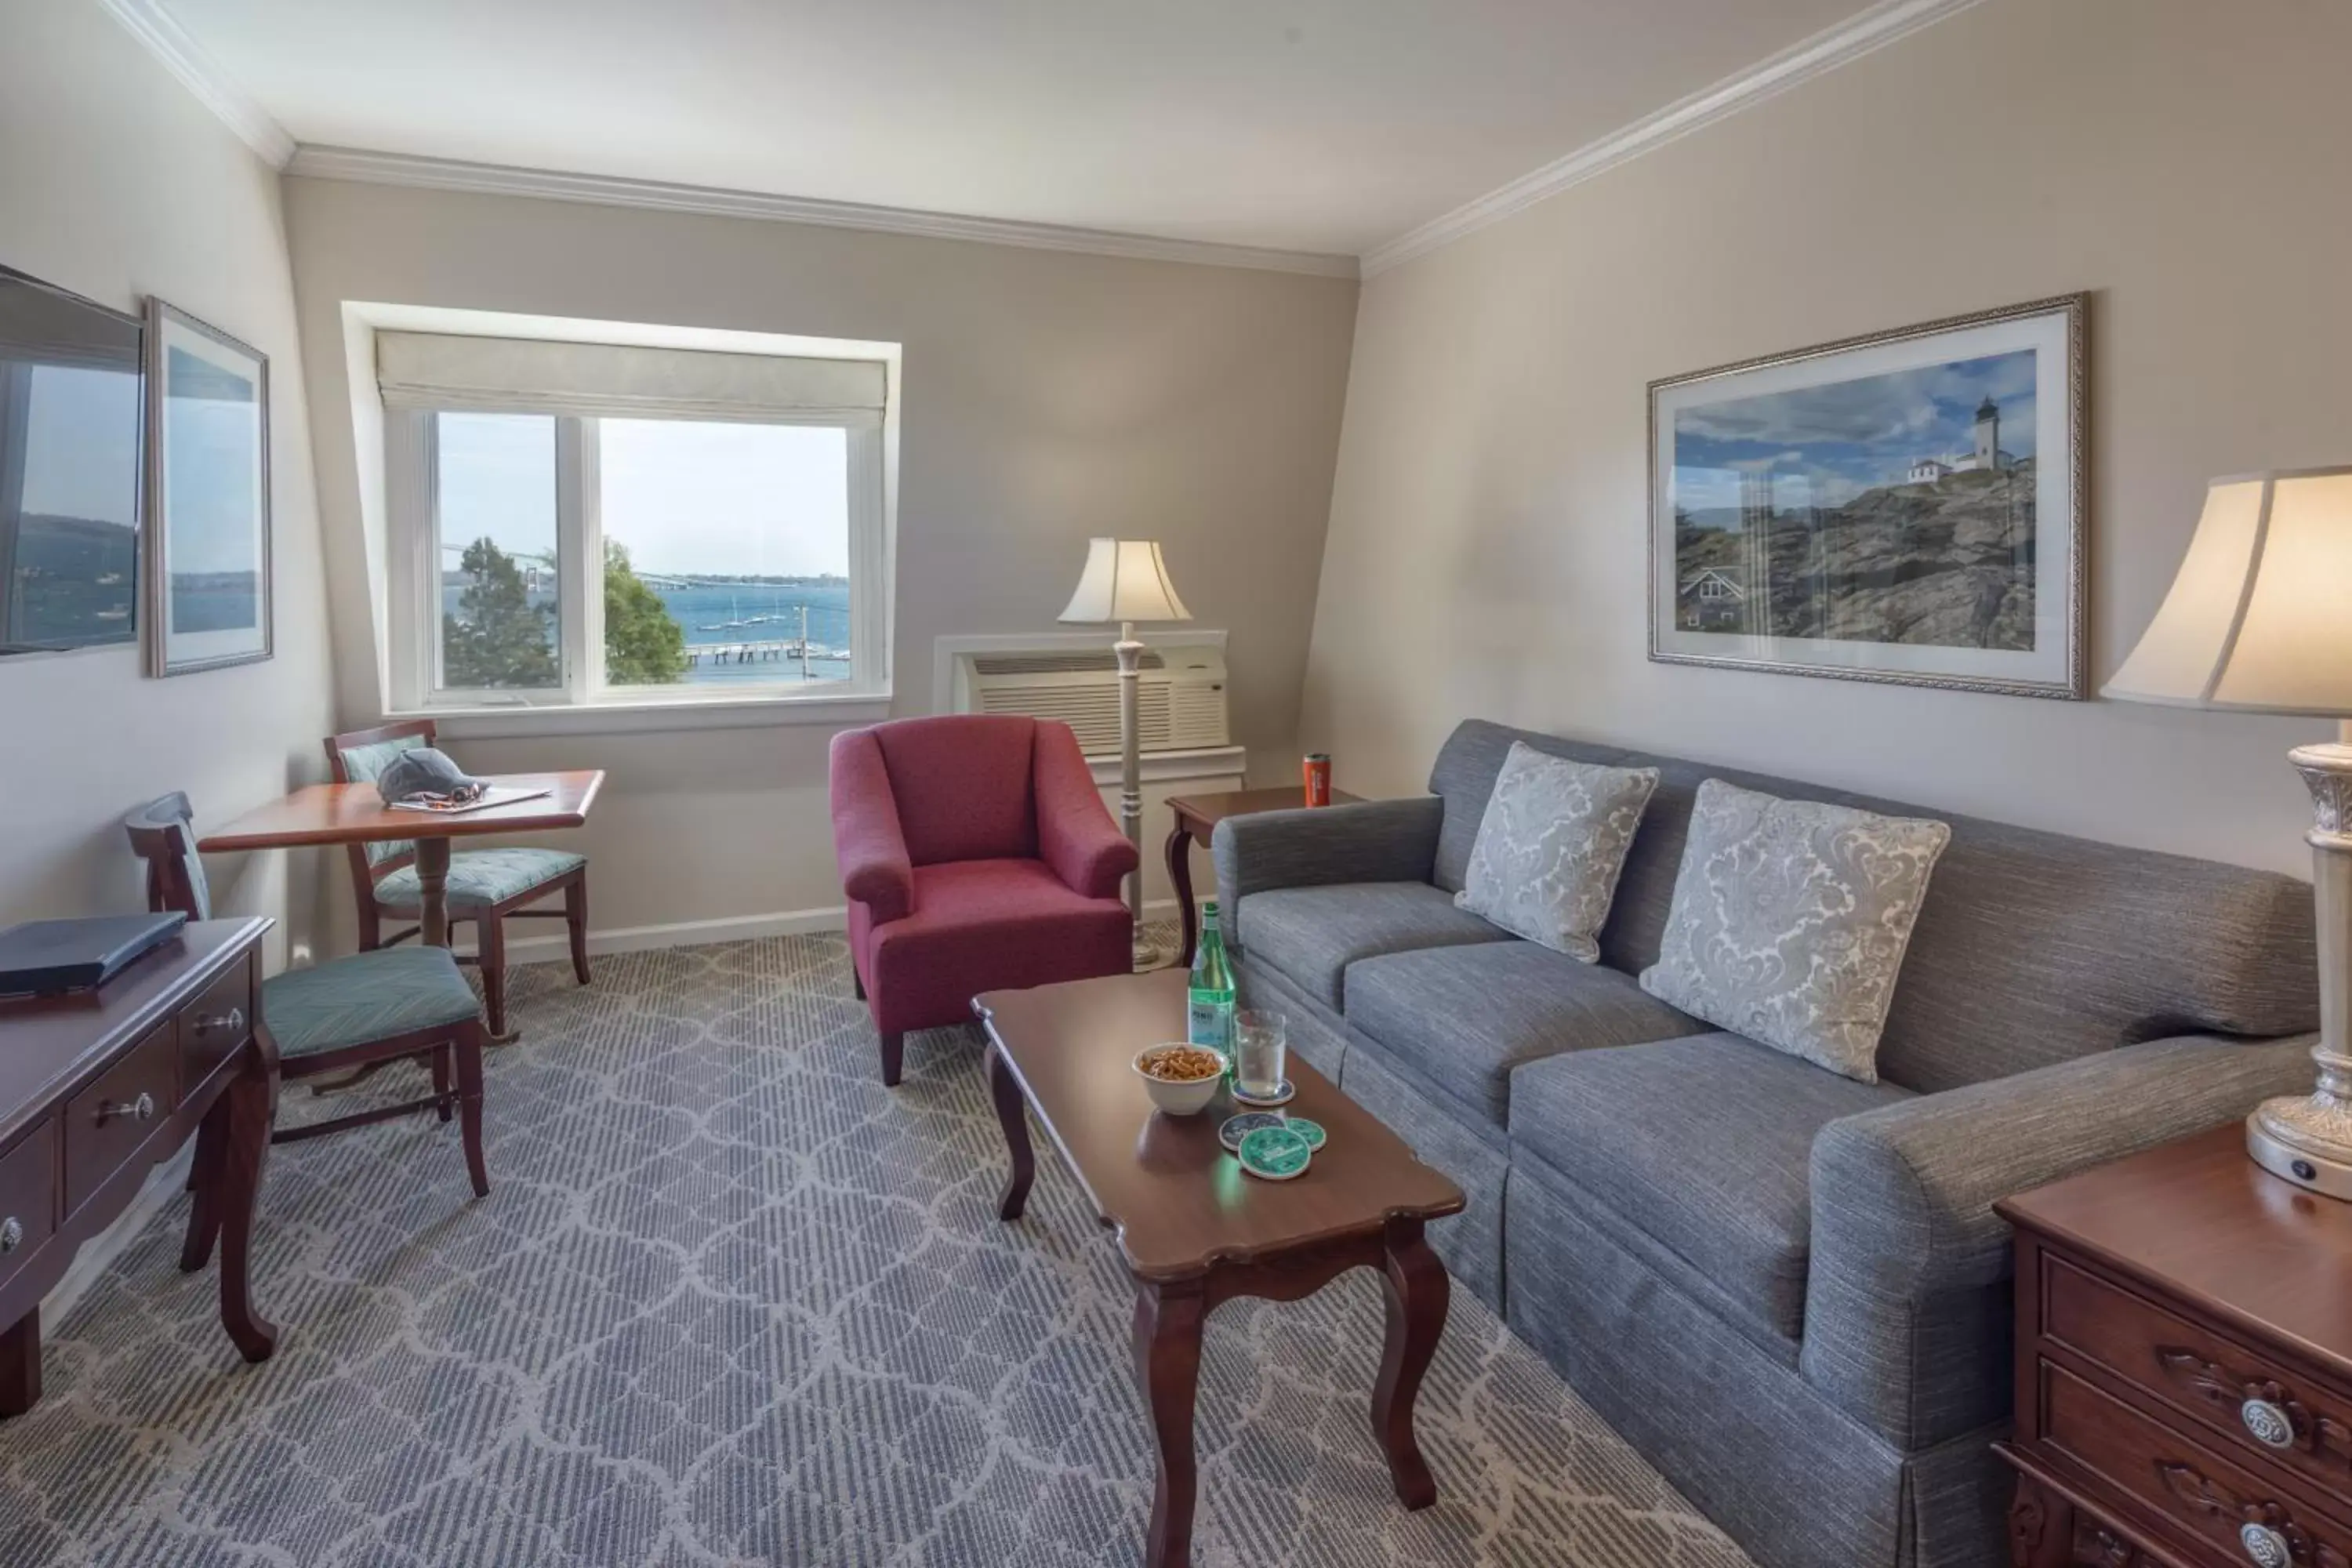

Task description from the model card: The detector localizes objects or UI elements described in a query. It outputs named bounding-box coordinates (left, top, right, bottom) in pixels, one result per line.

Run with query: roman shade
left=374, top=332, right=888, bottom=425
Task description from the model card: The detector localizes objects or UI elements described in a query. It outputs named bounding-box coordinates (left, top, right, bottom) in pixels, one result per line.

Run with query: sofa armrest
left=1033, top=720, right=1137, bottom=900
left=828, top=728, right=914, bottom=924
left=1800, top=1032, right=2317, bottom=1446
left=1210, top=796, right=1443, bottom=948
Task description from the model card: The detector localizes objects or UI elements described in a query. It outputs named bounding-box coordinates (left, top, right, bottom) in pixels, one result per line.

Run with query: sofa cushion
left=1346, top=941, right=1699, bottom=1130
left=1454, top=742, right=1658, bottom=962
left=1509, top=1032, right=1913, bottom=1348
left=861, top=857, right=1131, bottom=1033
left=1639, top=780, right=1951, bottom=1083
left=1236, top=881, right=1512, bottom=1011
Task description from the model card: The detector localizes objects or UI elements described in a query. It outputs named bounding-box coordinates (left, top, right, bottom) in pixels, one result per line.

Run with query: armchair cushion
left=374, top=848, right=584, bottom=911
left=262, top=946, right=482, bottom=1057
left=1211, top=796, right=1446, bottom=946
left=859, top=858, right=1132, bottom=1034
left=1031, top=720, right=1136, bottom=899
left=1803, top=1032, right=2318, bottom=1446
left=1511, top=1032, right=1912, bottom=1352
left=829, top=728, right=915, bottom=924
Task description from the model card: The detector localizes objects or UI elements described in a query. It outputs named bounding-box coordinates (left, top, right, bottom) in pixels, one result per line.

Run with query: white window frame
left=385, top=402, right=891, bottom=732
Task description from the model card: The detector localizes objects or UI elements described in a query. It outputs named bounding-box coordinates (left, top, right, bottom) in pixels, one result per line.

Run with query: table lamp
left=2104, top=466, right=2352, bottom=1196
left=1059, top=539, right=1193, bottom=969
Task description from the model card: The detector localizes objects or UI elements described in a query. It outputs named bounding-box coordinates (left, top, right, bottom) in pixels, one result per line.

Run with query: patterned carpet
left=0, top=934, right=1750, bottom=1568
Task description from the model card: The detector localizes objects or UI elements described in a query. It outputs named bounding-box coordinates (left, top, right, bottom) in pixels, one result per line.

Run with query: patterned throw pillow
left=1454, top=742, right=1661, bottom=962
left=1639, top=779, right=1951, bottom=1083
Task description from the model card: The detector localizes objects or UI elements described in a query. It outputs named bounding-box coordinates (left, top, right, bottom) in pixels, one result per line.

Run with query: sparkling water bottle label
left=1187, top=998, right=1231, bottom=1050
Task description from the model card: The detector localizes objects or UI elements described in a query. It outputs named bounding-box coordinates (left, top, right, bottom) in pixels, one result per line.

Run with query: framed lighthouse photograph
left=1649, top=293, right=2087, bottom=699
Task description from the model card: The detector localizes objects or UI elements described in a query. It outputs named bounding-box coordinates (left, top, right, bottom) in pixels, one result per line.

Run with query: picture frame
left=1649, top=293, right=2087, bottom=699
left=144, top=297, right=271, bottom=677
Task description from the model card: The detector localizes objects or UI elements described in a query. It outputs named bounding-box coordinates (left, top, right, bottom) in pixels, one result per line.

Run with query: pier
left=685, top=637, right=840, bottom=669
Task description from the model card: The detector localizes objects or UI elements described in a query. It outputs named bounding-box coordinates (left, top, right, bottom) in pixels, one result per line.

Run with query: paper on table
left=384, top=785, right=553, bottom=815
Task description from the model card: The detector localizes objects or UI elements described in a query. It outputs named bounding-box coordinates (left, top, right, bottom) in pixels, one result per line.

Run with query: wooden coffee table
left=972, top=968, right=1465, bottom=1568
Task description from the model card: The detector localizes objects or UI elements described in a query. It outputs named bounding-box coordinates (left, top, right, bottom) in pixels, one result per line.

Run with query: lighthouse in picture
left=1973, top=396, right=2005, bottom=472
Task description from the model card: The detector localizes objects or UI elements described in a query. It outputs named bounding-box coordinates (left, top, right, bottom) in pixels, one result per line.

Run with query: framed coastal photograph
left=144, top=297, right=271, bottom=676
left=1650, top=293, right=2087, bottom=699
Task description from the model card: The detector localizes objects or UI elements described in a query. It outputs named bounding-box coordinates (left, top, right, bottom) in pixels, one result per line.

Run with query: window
left=381, top=328, right=892, bottom=720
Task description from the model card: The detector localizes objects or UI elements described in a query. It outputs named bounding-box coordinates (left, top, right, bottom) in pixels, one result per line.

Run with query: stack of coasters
left=1221, top=1112, right=1328, bottom=1181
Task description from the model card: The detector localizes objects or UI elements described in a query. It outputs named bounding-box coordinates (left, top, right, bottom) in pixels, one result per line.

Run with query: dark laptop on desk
left=0, top=912, right=187, bottom=996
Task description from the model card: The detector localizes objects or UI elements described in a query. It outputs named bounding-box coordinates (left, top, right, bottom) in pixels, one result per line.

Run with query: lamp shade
left=2103, top=466, right=2352, bottom=717
left=1057, top=539, right=1192, bottom=626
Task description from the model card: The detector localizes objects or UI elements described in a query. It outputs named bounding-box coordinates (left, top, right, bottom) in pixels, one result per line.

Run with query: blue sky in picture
left=436, top=412, right=850, bottom=578
left=1672, top=348, right=2038, bottom=521
left=163, top=345, right=260, bottom=576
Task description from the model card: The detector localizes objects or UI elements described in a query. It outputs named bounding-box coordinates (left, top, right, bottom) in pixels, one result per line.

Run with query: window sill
left=398, top=688, right=892, bottom=739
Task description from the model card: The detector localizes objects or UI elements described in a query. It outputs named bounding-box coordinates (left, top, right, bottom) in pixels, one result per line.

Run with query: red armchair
left=830, top=715, right=1139, bottom=1084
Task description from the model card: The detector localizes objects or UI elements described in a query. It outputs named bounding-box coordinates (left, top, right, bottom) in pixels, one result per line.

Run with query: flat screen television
left=0, top=263, right=143, bottom=655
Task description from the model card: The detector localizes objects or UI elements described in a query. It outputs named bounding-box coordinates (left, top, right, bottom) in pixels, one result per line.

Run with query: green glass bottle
left=1187, top=900, right=1235, bottom=1053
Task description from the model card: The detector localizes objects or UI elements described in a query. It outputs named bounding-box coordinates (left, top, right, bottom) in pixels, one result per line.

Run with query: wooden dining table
left=198, top=771, right=606, bottom=953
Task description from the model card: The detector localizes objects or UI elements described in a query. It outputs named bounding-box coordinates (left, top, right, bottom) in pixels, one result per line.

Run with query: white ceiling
left=159, top=0, right=1881, bottom=260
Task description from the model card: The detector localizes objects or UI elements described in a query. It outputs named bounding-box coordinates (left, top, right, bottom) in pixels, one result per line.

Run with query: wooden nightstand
left=1996, top=1124, right=2352, bottom=1568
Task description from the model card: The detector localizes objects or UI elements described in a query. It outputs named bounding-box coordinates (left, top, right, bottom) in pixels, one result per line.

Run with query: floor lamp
left=2104, top=466, right=2352, bottom=1197
left=1059, top=538, right=1192, bottom=971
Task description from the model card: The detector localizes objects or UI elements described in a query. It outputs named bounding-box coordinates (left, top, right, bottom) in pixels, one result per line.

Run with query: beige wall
left=282, top=177, right=1356, bottom=943
left=1304, top=0, right=2349, bottom=877
left=0, top=0, right=334, bottom=965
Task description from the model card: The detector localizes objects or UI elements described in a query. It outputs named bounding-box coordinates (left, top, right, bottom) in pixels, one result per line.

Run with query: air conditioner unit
left=953, top=644, right=1229, bottom=757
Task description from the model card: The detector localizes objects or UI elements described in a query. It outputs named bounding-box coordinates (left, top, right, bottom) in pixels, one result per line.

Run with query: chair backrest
left=124, top=793, right=212, bottom=920
left=325, top=717, right=436, bottom=880
left=867, top=714, right=1040, bottom=866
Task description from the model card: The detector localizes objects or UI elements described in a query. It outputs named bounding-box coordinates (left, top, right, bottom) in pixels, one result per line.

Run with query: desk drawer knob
left=0, top=1217, right=20, bottom=1254
left=99, top=1091, right=157, bottom=1125
left=2241, top=1523, right=2292, bottom=1568
left=2242, top=1397, right=2296, bottom=1448
left=195, top=1007, right=246, bottom=1035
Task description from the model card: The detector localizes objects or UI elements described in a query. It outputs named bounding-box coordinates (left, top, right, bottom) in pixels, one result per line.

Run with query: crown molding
left=94, top=0, right=296, bottom=168
left=1361, top=0, right=1986, bottom=278
left=285, top=146, right=1361, bottom=279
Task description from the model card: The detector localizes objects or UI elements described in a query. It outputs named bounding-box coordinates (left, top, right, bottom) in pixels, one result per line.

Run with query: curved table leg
left=216, top=1049, right=280, bottom=1363
left=1133, top=1280, right=1206, bottom=1568
left=414, top=836, right=452, bottom=949
left=1164, top=823, right=1200, bottom=969
left=987, top=1042, right=1034, bottom=1221
left=1373, top=1217, right=1447, bottom=1509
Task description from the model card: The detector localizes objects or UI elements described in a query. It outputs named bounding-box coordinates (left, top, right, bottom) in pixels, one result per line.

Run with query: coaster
left=1219, top=1111, right=1287, bottom=1153
left=1231, top=1077, right=1296, bottom=1108
left=1238, top=1126, right=1312, bottom=1181
left=1283, top=1117, right=1327, bottom=1152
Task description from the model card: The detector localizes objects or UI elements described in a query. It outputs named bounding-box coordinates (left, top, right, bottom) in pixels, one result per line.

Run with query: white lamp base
left=2252, top=739, right=2352, bottom=1199
left=1131, top=928, right=1173, bottom=974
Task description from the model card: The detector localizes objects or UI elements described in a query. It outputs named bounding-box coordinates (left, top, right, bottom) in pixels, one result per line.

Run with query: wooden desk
left=1163, top=786, right=1360, bottom=967
left=0, top=918, right=278, bottom=1416
left=198, top=771, right=604, bottom=950
left=1995, top=1125, right=2352, bottom=1566
left=975, top=968, right=1462, bottom=1568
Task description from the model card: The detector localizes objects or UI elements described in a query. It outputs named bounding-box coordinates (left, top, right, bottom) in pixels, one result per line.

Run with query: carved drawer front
left=2045, top=1359, right=2352, bottom=1568
left=0, top=1121, right=60, bottom=1294
left=2046, top=1254, right=2352, bottom=1496
left=180, top=954, right=254, bottom=1088
left=63, top=1021, right=177, bottom=1212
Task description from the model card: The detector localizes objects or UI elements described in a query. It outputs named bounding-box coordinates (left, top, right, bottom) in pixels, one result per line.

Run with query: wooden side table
left=1163, top=786, right=1359, bottom=967
left=1995, top=1124, right=2352, bottom=1567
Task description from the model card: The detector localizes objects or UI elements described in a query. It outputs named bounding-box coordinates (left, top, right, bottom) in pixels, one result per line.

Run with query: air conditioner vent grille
left=971, top=651, right=1167, bottom=677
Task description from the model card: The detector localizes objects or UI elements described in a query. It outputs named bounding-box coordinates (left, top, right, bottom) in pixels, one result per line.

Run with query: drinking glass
left=1233, top=1009, right=1287, bottom=1100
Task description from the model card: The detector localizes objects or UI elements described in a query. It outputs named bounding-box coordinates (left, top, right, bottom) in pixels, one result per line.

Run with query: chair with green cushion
left=326, top=718, right=591, bottom=1039
left=125, top=794, right=492, bottom=1243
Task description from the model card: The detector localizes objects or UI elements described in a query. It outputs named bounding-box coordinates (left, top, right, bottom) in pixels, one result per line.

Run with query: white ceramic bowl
left=1132, top=1044, right=1227, bottom=1116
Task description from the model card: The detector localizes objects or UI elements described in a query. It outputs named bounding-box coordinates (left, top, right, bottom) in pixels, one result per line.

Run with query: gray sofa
left=1211, top=719, right=2321, bottom=1568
